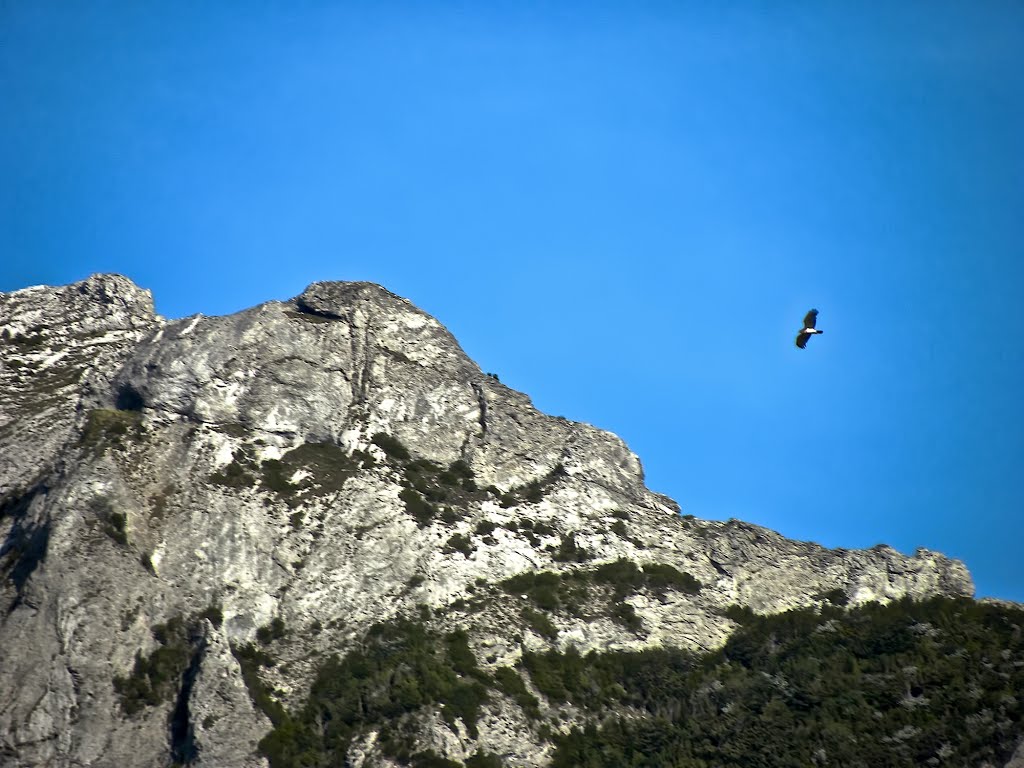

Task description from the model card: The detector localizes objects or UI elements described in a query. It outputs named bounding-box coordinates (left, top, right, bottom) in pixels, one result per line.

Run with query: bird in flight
left=795, top=309, right=823, bottom=349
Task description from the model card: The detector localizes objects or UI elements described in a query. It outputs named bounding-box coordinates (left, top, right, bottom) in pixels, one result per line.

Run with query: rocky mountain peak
left=296, top=280, right=417, bottom=317
left=0, top=274, right=161, bottom=499
left=0, top=272, right=157, bottom=337
left=0, top=275, right=983, bottom=768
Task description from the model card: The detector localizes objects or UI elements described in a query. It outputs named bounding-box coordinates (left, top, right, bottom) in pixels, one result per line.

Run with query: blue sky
left=2, top=2, right=1022, bottom=601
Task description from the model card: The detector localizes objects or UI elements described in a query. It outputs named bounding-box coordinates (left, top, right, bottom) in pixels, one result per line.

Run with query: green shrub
left=371, top=432, right=411, bottom=462
left=474, top=520, right=497, bottom=536
left=440, top=506, right=460, bottom=525
left=497, top=465, right=566, bottom=507
left=641, top=563, right=702, bottom=596
left=439, top=460, right=476, bottom=490
left=256, top=442, right=374, bottom=501
left=391, top=453, right=489, bottom=518
left=552, top=533, right=592, bottom=563
left=284, top=308, right=338, bottom=324
left=501, top=561, right=702, bottom=626
left=608, top=520, right=629, bottom=538
left=197, top=604, right=223, bottom=629
left=232, top=643, right=287, bottom=727
left=521, top=607, right=559, bottom=640
left=401, top=487, right=437, bottom=526
left=212, top=421, right=249, bottom=437
left=233, top=641, right=275, bottom=668
left=723, top=604, right=758, bottom=625
left=592, top=559, right=644, bottom=598
left=466, top=751, right=504, bottom=768
left=545, top=597, right=1024, bottom=767
left=256, top=617, right=286, bottom=645
left=448, top=459, right=475, bottom=479
left=210, top=460, right=255, bottom=488
left=610, top=602, right=643, bottom=631
left=257, top=618, right=492, bottom=766
left=113, top=615, right=193, bottom=715
left=444, top=534, right=474, bottom=557
left=511, top=518, right=556, bottom=546
left=406, top=457, right=444, bottom=487
left=492, top=666, right=541, bottom=718
left=521, top=481, right=545, bottom=504
left=210, top=446, right=258, bottom=488
left=103, top=510, right=129, bottom=546
left=260, top=459, right=296, bottom=495
left=8, top=330, right=46, bottom=349
left=279, top=442, right=368, bottom=495
left=522, top=647, right=584, bottom=703
left=819, top=587, right=849, bottom=606
left=410, top=751, right=463, bottom=768
left=80, top=408, right=144, bottom=453
left=501, top=571, right=563, bottom=611
left=531, top=521, right=556, bottom=537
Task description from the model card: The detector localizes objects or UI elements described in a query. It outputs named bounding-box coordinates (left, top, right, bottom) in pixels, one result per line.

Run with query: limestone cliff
left=0, top=275, right=977, bottom=767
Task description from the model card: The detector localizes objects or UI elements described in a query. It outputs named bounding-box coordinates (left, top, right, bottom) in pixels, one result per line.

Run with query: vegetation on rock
left=233, top=641, right=288, bottom=727
left=551, top=533, right=592, bottom=563
left=210, top=439, right=374, bottom=500
left=371, top=432, right=411, bottom=462
left=209, top=445, right=259, bottom=488
left=91, top=497, right=130, bottom=546
left=497, top=464, right=566, bottom=508
left=257, top=619, right=492, bottom=767
left=250, top=596, right=1024, bottom=767
left=505, top=517, right=556, bottom=547
left=500, top=558, right=702, bottom=623
left=444, top=533, right=474, bottom=557
left=113, top=616, right=194, bottom=716
left=546, top=596, right=1024, bottom=767
left=368, top=433, right=488, bottom=527
left=261, top=442, right=374, bottom=500
left=79, top=408, right=144, bottom=454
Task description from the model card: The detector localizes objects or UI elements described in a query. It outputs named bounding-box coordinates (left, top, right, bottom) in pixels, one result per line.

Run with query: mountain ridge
left=0, top=274, right=998, bottom=767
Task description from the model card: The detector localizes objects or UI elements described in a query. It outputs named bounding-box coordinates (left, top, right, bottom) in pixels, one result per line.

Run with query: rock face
left=0, top=275, right=975, bottom=768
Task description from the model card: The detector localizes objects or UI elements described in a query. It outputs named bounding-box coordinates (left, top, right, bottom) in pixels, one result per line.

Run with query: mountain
left=1, top=275, right=1019, bottom=768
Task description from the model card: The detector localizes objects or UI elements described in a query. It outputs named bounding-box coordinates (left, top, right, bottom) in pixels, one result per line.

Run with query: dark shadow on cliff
left=0, top=486, right=51, bottom=613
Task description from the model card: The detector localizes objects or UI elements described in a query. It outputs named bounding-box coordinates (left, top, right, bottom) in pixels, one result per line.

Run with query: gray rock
left=0, top=273, right=160, bottom=498
left=1005, top=738, right=1024, bottom=768
left=189, top=622, right=269, bottom=768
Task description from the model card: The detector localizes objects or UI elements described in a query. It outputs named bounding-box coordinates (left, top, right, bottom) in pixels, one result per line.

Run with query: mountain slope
left=0, top=275, right=996, bottom=768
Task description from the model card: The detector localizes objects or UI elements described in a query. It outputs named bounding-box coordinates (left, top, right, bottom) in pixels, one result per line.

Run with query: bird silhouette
left=796, top=309, right=823, bottom=349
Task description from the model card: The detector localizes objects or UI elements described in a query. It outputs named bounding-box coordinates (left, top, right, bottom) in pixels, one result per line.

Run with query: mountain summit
left=3, top=276, right=1012, bottom=768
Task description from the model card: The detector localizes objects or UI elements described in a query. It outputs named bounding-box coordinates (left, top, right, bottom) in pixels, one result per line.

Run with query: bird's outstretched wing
left=796, top=332, right=810, bottom=349
left=802, top=309, right=819, bottom=329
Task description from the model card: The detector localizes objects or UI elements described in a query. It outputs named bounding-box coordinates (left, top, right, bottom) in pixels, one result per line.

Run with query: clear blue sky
left=2, top=2, right=1022, bottom=601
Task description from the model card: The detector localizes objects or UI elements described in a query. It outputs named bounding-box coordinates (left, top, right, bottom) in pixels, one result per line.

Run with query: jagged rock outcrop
left=0, top=275, right=978, bottom=767
left=0, top=274, right=160, bottom=498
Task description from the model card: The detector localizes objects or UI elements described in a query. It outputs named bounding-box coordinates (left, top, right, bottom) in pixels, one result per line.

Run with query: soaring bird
left=796, top=309, right=823, bottom=349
